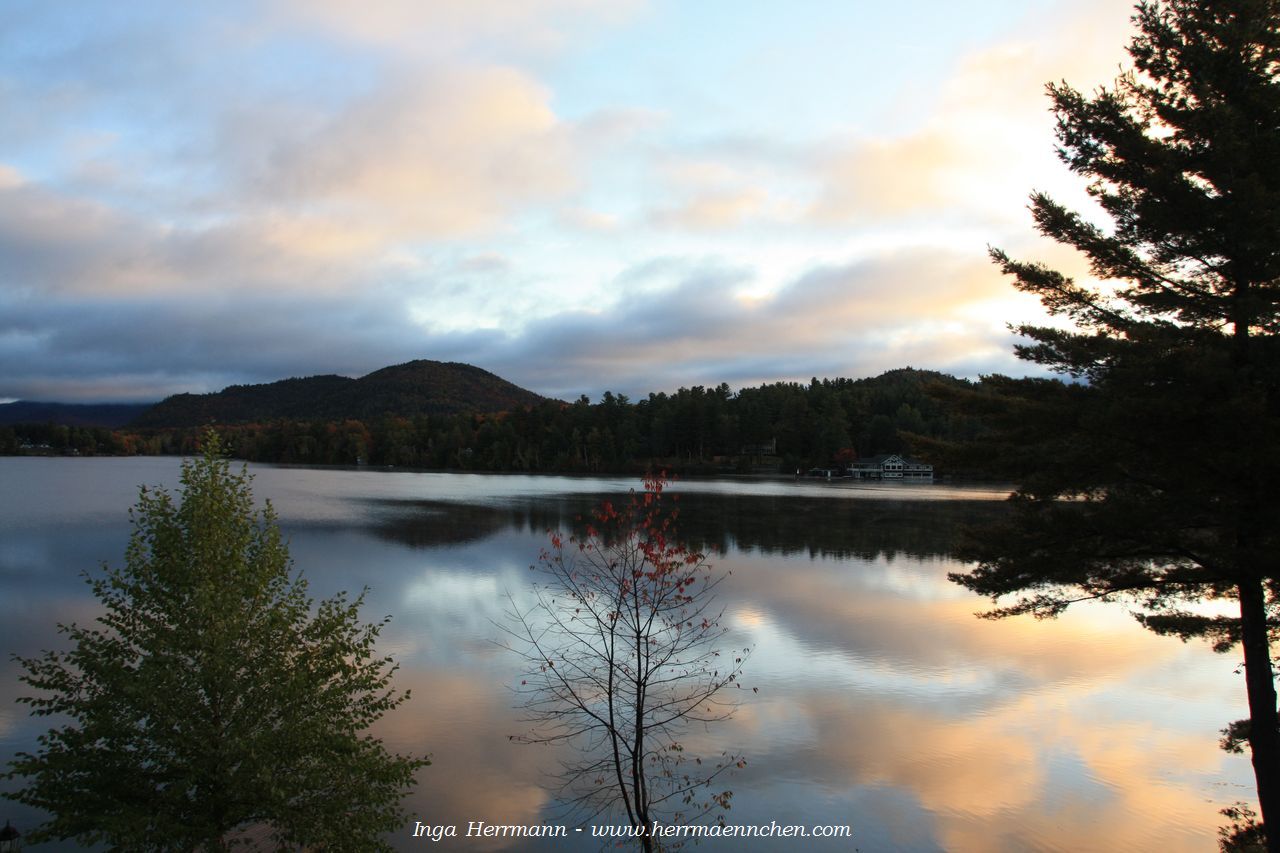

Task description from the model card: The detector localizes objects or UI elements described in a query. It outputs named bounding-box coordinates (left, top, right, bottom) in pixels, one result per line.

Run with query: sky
left=0, top=0, right=1139, bottom=404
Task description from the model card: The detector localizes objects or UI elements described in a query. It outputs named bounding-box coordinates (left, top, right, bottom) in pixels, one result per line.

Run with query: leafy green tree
left=4, top=434, right=426, bottom=851
left=947, top=1, right=1280, bottom=846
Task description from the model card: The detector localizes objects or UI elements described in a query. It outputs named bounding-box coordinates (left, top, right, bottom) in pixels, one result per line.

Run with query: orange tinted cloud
left=245, top=66, right=574, bottom=240
left=808, top=0, right=1135, bottom=225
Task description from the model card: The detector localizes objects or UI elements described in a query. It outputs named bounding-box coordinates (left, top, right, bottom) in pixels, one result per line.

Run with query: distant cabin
left=848, top=454, right=933, bottom=481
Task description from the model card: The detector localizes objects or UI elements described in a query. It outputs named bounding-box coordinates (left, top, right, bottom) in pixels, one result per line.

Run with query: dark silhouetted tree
left=947, top=2, right=1280, bottom=847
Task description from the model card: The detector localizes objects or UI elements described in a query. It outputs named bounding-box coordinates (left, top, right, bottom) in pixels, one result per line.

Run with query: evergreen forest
left=0, top=368, right=988, bottom=475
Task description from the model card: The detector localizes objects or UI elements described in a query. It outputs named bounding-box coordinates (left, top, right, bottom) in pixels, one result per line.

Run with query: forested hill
left=4, top=366, right=993, bottom=474
left=132, top=366, right=986, bottom=471
left=130, top=360, right=548, bottom=428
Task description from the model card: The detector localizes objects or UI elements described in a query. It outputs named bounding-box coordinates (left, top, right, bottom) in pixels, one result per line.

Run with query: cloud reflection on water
left=0, top=467, right=1255, bottom=851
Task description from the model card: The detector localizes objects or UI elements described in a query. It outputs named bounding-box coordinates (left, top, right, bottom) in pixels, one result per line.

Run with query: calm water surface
left=0, top=458, right=1256, bottom=850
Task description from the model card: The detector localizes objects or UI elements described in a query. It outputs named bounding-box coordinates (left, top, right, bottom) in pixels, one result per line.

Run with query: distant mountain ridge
left=130, top=360, right=548, bottom=429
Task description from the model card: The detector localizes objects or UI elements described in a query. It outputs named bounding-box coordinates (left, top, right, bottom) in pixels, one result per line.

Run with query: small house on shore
left=847, top=454, right=933, bottom=481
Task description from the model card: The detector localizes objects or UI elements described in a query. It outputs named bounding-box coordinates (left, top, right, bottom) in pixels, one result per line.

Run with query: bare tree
left=503, top=474, right=748, bottom=850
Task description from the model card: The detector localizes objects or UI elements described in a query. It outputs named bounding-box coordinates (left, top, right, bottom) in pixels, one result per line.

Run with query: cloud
left=811, top=130, right=979, bottom=222
left=0, top=169, right=403, bottom=298
left=0, top=0, right=1130, bottom=403
left=0, top=95, right=1047, bottom=401
left=222, top=65, right=575, bottom=241
left=558, top=206, right=621, bottom=233
left=0, top=235, right=1037, bottom=402
left=808, top=0, right=1136, bottom=226
left=573, top=107, right=666, bottom=145
left=0, top=284, right=427, bottom=401
left=273, top=0, right=644, bottom=59
left=650, top=187, right=769, bottom=230
left=639, top=151, right=806, bottom=232
left=428, top=247, right=1043, bottom=399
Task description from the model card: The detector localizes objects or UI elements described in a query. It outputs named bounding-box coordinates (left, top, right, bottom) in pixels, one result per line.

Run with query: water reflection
left=362, top=491, right=1009, bottom=562
left=0, top=461, right=1256, bottom=851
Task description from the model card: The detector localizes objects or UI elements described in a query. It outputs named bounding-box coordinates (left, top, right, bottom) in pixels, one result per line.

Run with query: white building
left=847, top=454, right=933, bottom=481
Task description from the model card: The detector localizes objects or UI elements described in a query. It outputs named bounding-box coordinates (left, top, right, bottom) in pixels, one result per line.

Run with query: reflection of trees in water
left=362, top=498, right=584, bottom=548
left=674, top=494, right=1010, bottom=560
left=364, top=492, right=1010, bottom=561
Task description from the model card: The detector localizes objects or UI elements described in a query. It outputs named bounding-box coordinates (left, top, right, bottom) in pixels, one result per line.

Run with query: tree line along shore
left=0, top=368, right=989, bottom=475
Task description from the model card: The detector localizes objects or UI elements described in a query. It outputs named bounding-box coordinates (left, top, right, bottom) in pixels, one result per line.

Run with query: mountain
left=130, top=361, right=547, bottom=429
left=0, top=401, right=155, bottom=428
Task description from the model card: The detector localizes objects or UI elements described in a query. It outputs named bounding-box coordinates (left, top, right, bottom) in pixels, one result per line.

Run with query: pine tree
left=948, top=2, right=1280, bottom=846
left=3, top=434, right=427, bottom=851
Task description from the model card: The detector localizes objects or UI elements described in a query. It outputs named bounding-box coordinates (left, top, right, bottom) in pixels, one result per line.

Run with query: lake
left=0, top=457, right=1257, bottom=851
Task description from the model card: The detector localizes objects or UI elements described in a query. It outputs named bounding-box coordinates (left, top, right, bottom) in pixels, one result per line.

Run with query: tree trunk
left=1239, top=576, right=1280, bottom=852
left=633, top=634, right=653, bottom=852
